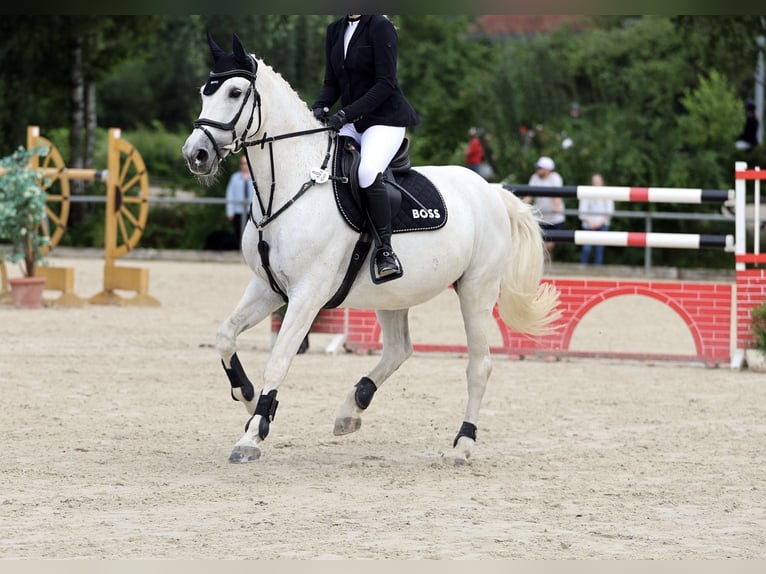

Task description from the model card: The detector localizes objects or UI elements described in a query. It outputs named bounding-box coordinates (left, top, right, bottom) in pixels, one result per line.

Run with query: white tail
left=495, top=188, right=561, bottom=335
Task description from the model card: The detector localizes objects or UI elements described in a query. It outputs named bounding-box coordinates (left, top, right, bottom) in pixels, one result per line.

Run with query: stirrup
left=371, top=248, right=403, bottom=285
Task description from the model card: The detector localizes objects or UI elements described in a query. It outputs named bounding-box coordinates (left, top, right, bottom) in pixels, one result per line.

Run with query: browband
left=203, top=65, right=258, bottom=95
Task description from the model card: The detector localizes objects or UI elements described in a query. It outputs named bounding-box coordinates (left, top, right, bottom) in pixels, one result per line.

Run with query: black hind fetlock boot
left=362, top=173, right=403, bottom=284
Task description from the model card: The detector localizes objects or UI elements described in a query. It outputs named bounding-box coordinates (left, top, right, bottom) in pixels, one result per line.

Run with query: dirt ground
left=1, top=255, right=764, bottom=559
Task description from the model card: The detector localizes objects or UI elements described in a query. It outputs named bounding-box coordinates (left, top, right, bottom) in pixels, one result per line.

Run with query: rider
left=311, top=14, right=420, bottom=283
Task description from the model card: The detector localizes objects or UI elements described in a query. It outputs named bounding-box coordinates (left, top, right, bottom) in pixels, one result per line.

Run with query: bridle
left=191, top=56, right=337, bottom=225
left=193, top=62, right=262, bottom=162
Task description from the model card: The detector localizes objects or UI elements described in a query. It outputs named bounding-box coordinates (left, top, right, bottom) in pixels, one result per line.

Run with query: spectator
left=561, top=102, right=580, bottom=150
left=735, top=99, right=759, bottom=152
left=477, top=130, right=497, bottom=180
left=525, top=156, right=565, bottom=261
left=225, top=155, right=254, bottom=249
left=578, top=172, right=614, bottom=266
left=569, top=101, right=581, bottom=120
left=465, top=127, right=484, bottom=173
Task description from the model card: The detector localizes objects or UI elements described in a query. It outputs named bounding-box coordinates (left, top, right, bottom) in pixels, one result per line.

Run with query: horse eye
left=229, top=88, right=243, bottom=98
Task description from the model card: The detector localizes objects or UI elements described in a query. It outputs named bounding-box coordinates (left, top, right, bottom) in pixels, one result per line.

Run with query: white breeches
left=338, top=124, right=406, bottom=188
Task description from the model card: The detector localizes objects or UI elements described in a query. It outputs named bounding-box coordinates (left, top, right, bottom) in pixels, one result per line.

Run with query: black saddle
left=320, top=137, right=448, bottom=309
left=332, top=137, right=447, bottom=234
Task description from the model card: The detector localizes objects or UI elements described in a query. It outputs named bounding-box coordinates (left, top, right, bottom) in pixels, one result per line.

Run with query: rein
left=246, top=127, right=340, bottom=229
left=244, top=127, right=341, bottom=304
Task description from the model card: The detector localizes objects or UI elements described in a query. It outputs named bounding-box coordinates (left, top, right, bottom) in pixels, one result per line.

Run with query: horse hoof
left=228, top=445, right=261, bottom=463
left=333, top=417, right=362, bottom=435
left=440, top=451, right=470, bottom=467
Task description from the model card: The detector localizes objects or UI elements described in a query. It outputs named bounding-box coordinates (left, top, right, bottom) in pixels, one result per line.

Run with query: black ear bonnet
left=203, top=32, right=257, bottom=95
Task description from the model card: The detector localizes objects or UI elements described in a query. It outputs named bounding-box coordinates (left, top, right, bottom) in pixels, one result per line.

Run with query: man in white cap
left=525, top=156, right=565, bottom=261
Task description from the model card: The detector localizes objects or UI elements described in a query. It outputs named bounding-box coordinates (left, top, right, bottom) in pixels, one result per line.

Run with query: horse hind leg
left=444, top=287, right=495, bottom=466
left=334, top=308, right=412, bottom=435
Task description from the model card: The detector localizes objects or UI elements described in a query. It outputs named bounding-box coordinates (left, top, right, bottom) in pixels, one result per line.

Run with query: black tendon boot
left=362, top=173, right=403, bottom=283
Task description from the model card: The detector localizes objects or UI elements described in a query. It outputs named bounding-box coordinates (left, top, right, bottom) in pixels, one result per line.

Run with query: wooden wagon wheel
left=27, top=133, right=71, bottom=255
left=108, top=136, right=150, bottom=259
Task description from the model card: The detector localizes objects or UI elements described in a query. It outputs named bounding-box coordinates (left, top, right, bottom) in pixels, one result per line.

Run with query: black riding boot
left=362, top=173, right=403, bottom=283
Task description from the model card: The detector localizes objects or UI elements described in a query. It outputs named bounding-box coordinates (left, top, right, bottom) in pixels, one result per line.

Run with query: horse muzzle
left=182, top=130, right=223, bottom=177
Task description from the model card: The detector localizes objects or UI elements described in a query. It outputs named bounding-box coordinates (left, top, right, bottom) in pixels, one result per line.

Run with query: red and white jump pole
left=500, top=183, right=736, bottom=251
left=543, top=229, right=734, bottom=250
left=502, top=183, right=733, bottom=204
left=732, top=162, right=766, bottom=369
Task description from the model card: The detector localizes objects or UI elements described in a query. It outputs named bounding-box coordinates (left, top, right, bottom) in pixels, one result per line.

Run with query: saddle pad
left=332, top=150, right=448, bottom=234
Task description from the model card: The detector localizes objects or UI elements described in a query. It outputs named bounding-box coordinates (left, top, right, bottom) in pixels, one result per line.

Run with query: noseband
left=193, top=62, right=262, bottom=162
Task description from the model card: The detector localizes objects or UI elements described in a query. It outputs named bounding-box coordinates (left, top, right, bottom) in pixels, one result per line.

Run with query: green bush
left=752, top=301, right=766, bottom=353
left=123, top=122, right=199, bottom=190
left=141, top=203, right=229, bottom=250
left=0, top=146, right=50, bottom=276
left=58, top=205, right=105, bottom=249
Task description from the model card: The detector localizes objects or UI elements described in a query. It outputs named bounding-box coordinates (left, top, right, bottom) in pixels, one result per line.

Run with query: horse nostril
left=195, top=149, right=209, bottom=166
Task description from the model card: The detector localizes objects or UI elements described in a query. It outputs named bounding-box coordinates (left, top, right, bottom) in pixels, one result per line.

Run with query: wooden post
left=0, top=261, right=11, bottom=304
left=88, top=128, right=159, bottom=306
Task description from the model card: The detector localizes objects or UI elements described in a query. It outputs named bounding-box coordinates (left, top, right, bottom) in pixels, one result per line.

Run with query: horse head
left=182, top=33, right=261, bottom=182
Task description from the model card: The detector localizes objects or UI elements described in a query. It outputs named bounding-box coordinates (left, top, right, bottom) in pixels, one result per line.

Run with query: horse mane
left=253, top=55, right=313, bottom=114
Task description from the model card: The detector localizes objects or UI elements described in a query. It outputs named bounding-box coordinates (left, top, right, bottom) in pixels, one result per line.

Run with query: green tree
left=199, top=15, right=333, bottom=102
left=0, top=16, right=71, bottom=154
left=99, top=17, right=205, bottom=131
left=0, top=15, right=760, bottom=266
left=395, top=15, right=498, bottom=165
left=0, top=16, right=160, bottom=197
left=672, top=16, right=766, bottom=98
left=671, top=69, right=741, bottom=189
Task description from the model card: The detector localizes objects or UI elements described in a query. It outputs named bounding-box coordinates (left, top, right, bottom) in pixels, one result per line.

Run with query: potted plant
left=0, top=145, right=50, bottom=308
left=746, top=299, right=766, bottom=372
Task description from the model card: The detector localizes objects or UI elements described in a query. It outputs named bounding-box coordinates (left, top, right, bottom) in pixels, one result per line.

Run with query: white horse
left=182, top=33, right=560, bottom=464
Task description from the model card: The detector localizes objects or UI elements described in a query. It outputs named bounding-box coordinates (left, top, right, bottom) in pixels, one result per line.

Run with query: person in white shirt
left=525, top=155, right=564, bottom=261
left=578, top=172, right=614, bottom=266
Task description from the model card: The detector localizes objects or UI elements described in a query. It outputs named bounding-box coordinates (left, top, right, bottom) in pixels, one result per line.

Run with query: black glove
left=312, top=107, right=328, bottom=121
left=326, top=110, right=347, bottom=132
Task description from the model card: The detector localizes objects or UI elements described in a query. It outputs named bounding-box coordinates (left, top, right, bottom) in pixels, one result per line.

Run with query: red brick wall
left=271, top=277, right=740, bottom=366
left=271, top=308, right=381, bottom=349
left=735, top=268, right=766, bottom=350
left=501, top=279, right=733, bottom=366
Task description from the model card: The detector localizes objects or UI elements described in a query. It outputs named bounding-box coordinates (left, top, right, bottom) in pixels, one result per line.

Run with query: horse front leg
left=228, top=293, right=325, bottom=463
left=217, top=276, right=284, bottom=415
left=217, top=277, right=285, bottom=464
left=334, top=308, right=413, bottom=435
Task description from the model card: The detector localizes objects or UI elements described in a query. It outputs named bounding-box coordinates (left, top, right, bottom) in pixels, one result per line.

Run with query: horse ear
left=232, top=33, right=254, bottom=72
left=206, top=32, right=228, bottom=63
